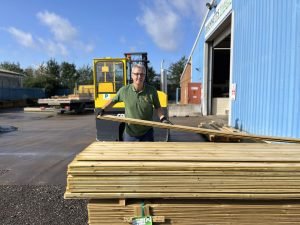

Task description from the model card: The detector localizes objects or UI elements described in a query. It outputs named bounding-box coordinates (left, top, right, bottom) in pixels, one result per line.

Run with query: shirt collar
left=131, top=83, right=145, bottom=93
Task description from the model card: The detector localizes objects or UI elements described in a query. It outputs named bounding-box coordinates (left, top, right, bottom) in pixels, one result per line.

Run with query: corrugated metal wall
left=231, top=0, right=300, bottom=138
left=0, top=88, right=45, bottom=101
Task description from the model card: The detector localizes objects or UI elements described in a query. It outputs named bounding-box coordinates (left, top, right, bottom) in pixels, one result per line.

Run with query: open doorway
left=203, top=13, right=232, bottom=117
left=211, top=35, right=231, bottom=115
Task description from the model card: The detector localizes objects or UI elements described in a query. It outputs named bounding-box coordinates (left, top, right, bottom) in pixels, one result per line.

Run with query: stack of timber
left=65, top=142, right=300, bottom=224
left=65, top=142, right=300, bottom=200
left=88, top=199, right=300, bottom=225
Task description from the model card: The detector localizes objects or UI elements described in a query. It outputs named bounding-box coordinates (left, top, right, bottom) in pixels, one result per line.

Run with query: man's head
left=131, top=64, right=146, bottom=87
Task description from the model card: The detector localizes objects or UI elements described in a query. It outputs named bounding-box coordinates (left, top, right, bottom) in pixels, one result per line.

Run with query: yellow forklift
left=93, top=52, right=169, bottom=141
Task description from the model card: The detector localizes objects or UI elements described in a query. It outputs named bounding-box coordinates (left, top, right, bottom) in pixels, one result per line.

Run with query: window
left=95, top=61, right=124, bottom=92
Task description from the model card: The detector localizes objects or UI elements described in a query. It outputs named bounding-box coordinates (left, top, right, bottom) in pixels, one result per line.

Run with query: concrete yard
left=0, top=109, right=219, bottom=185
left=0, top=109, right=96, bottom=185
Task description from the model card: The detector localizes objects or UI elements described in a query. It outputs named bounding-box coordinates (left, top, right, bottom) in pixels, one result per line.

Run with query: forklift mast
left=124, top=52, right=149, bottom=84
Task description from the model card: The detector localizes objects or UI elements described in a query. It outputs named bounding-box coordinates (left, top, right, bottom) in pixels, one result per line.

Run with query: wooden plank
left=69, top=142, right=300, bottom=162
left=97, top=115, right=300, bottom=143
left=64, top=191, right=300, bottom=200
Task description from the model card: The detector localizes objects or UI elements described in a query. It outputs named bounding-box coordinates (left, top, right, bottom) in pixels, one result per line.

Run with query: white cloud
left=83, top=44, right=94, bottom=53
left=47, top=42, right=68, bottom=56
left=170, top=0, right=206, bottom=19
left=36, top=11, right=94, bottom=55
left=37, top=38, right=68, bottom=56
left=37, top=11, right=77, bottom=42
left=137, top=0, right=206, bottom=51
left=5, top=11, right=93, bottom=59
left=137, top=1, right=180, bottom=51
left=7, top=27, right=35, bottom=48
left=170, top=0, right=191, bottom=15
left=72, top=41, right=94, bottom=53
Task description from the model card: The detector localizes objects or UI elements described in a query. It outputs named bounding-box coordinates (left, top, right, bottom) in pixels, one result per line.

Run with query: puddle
left=0, top=125, right=18, bottom=133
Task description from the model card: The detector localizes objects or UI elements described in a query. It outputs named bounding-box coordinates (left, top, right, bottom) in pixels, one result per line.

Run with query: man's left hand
left=160, top=116, right=173, bottom=125
left=98, top=108, right=105, bottom=116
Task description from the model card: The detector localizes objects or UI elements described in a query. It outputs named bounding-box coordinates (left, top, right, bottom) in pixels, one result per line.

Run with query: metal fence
left=0, top=87, right=45, bottom=101
left=55, top=88, right=72, bottom=96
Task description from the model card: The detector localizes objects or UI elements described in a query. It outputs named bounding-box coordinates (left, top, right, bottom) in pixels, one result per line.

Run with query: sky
left=0, top=0, right=206, bottom=73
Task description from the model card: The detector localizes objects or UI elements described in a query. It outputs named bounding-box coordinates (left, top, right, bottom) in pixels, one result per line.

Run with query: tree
left=147, top=65, right=160, bottom=90
left=23, top=63, right=59, bottom=97
left=0, top=61, right=24, bottom=74
left=45, top=59, right=60, bottom=79
left=168, top=56, right=187, bottom=85
left=60, top=62, right=77, bottom=90
left=167, top=56, right=187, bottom=100
left=77, top=64, right=93, bottom=85
left=24, top=67, right=35, bottom=77
left=23, top=67, right=36, bottom=88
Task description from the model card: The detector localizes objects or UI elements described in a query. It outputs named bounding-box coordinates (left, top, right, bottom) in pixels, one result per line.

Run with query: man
left=100, top=64, right=170, bottom=141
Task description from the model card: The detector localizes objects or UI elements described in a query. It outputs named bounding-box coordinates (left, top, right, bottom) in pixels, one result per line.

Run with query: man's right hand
left=99, top=108, right=105, bottom=116
left=160, top=116, right=173, bottom=125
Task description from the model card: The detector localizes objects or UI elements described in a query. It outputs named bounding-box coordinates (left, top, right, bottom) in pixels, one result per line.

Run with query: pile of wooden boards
left=65, top=141, right=300, bottom=224
left=198, top=121, right=245, bottom=142
left=88, top=199, right=300, bottom=225
left=49, top=93, right=92, bottom=100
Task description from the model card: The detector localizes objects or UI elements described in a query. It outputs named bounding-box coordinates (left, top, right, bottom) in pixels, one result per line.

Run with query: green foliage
left=167, top=56, right=187, bottom=100
left=46, top=59, right=60, bottom=78
left=77, top=64, right=93, bottom=85
left=24, top=67, right=35, bottom=77
left=60, top=61, right=77, bottom=90
left=147, top=65, right=160, bottom=90
left=23, top=73, right=59, bottom=97
left=23, top=63, right=60, bottom=97
left=0, top=61, right=24, bottom=74
left=168, top=56, right=187, bottom=85
left=1, top=56, right=187, bottom=99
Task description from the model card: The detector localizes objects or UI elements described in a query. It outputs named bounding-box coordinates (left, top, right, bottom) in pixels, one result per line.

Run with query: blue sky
left=0, top=0, right=206, bottom=73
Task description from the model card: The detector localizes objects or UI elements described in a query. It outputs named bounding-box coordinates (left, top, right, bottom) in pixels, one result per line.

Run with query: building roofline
left=0, top=69, right=25, bottom=77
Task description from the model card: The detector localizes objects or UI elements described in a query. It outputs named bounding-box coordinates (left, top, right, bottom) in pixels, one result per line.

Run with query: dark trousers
left=123, top=128, right=154, bottom=142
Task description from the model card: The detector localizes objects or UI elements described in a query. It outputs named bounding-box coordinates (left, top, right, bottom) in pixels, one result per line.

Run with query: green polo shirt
left=112, top=84, right=161, bottom=136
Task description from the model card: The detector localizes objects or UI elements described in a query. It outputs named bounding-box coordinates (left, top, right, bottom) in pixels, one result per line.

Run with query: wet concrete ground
left=0, top=108, right=96, bottom=185
left=0, top=109, right=221, bottom=185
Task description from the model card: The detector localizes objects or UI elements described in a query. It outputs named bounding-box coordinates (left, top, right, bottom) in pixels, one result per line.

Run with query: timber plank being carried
left=97, top=115, right=300, bottom=143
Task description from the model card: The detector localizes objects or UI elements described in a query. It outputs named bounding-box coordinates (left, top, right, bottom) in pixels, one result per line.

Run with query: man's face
left=131, top=67, right=145, bottom=86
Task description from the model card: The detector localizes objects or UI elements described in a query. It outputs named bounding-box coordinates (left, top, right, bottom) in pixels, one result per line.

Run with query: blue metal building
left=188, top=0, right=300, bottom=138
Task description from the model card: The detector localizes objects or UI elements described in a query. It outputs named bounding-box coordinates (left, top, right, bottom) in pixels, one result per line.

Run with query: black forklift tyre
left=118, top=122, right=125, bottom=141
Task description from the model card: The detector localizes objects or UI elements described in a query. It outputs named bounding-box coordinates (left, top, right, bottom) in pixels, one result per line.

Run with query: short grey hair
left=132, top=64, right=146, bottom=74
